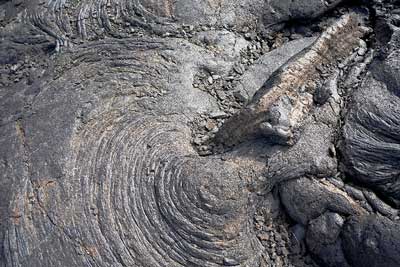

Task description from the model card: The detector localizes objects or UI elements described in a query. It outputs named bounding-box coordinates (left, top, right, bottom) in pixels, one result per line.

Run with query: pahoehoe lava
left=65, top=113, right=261, bottom=266
left=1, top=0, right=400, bottom=267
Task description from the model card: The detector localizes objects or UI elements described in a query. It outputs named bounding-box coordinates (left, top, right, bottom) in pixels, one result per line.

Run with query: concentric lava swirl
left=67, top=112, right=262, bottom=266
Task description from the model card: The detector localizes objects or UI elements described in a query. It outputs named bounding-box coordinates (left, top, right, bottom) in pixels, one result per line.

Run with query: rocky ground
left=1, top=0, right=400, bottom=267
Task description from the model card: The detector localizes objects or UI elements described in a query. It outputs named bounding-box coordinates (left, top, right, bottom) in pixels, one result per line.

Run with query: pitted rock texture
left=1, top=1, right=400, bottom=267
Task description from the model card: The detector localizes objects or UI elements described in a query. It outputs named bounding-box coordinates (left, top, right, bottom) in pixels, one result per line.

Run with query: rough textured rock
left=262, top=0, right=345, bottom=31
left=0, top=35, right=266, bottom=266
left=342, top=214, right=400, bottom=267
left=306, top=212, right=350, bottom=267
left=341, top=23, right=400, bottom=206
left=1, top=1, right=400, bottom=267
left=233, top=37, right=317, bottom=103
left=216, top=12, right=368, bottom=147
left=279, top=177, right=365, bottom=225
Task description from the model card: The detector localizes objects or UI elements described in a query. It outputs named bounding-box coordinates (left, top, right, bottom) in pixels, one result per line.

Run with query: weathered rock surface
left=262, top=0, right=345, bottom=31
left=280, top=177, right=365, bottom=225
left=306, top=212, right=349, bottom=267
left=1, top=1, right=400, bottom=267
left=233, top=37, right=317, bottom=102
left=343, top=214, right=400, bottom=267
left=216, top=12, right=368, bottom=147
left=341, top=24, right=400, bottom=206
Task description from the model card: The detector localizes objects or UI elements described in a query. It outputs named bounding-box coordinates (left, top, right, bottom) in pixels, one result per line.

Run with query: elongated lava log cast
left=215, top=12, right=368, bottom=147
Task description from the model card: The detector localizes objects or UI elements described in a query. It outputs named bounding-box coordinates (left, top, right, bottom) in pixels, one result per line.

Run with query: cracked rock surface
left=1, top=0, right=400, bottom=267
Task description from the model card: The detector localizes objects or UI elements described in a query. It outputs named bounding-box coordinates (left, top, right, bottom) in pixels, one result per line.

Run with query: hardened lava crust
left=1, top=1, right=400, bottom=267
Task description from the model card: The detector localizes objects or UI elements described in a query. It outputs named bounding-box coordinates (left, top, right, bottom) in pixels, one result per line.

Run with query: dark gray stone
left=1, top=1, right=400, bottom=267
left=341, top=28, right=400, bottom=205
left=343, top=214, right=400, bottom=267
left=306, top=212, right=349, bottom=267
left=279, top=177, right=364, bottom=225
left=262, top=0, right=344, bottom=30
left=234, top=37, right=317, bottom=102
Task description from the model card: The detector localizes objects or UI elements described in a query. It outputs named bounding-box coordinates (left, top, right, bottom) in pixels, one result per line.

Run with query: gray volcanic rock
left=1, top=1, right=400, bottom=267
left=306, top=212, right=350, bottom=267
left=0, top=35, right=264, bottom=266
left=279, top=177, right=364, bottom=225
left=215, top=12, right=369, bottom=147
left=342, top=214, right=400, bottom=267
left=341, top=25, right=400, bottom=206
left=262, top=0, right=344, bottom=30
left=234, top=37, right=317, bottom=102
